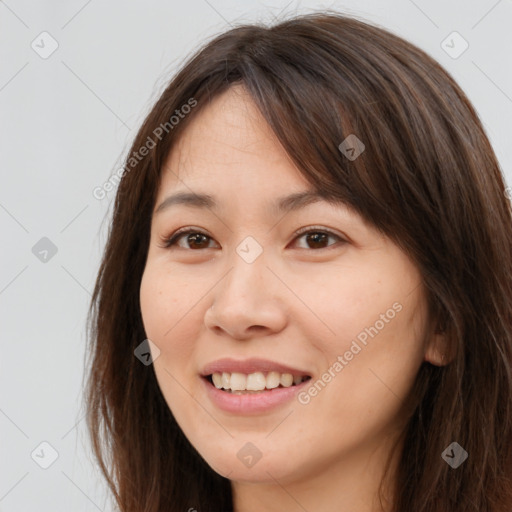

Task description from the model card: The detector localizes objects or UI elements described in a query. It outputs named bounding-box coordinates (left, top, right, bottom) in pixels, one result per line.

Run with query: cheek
left=139, top=266, right=199, bottom=414
left=140, top=265, right=188, bottom=340
left=311, top=267, right=426, bottom=401
left=324, top=252, right=423, bottom=338
left=140, top=264, right=213, bottom=387
left=317, top=293, right=426, bottom=415
left=309, top=267, right=396, bottom=353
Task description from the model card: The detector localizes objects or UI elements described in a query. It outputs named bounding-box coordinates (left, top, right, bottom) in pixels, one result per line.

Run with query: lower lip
left=200, top=376, right=311, bottom=414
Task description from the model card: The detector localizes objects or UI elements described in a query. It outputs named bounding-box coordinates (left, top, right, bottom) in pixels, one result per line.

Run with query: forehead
left=157, top=85, right=313, bottom=198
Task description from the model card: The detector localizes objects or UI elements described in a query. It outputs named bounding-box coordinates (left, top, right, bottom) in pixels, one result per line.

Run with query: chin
left=199, top=445, right=304, bottom=484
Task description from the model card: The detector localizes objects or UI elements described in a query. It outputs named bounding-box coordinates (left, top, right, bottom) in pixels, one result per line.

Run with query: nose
left=204, top=251, right=288, bottom=340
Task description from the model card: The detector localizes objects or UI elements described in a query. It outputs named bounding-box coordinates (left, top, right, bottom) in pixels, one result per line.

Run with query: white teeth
left=230, top=372, right=246, bottom=391
left=246, top=372, right=266, bottom=391
left=209, top=371, right=308, bottom=392
left=266, top=371, right=280, bottom=389
left=212, top=373, right=223, bottom=389
left=280, top=373, right=294, bottom=387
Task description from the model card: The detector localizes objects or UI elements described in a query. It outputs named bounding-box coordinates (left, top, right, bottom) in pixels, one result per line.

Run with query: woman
left=85, top=11, right=512, bottom=512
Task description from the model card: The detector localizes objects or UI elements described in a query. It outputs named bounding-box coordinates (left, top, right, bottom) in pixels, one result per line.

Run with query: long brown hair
left=84, top=11, right=512, bottom=511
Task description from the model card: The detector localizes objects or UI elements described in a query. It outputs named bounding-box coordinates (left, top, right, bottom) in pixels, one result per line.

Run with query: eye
left=158, top=226, right=346, bottom=251
left=158, top=228, right=217, bottom=250
left=291, top=226, right=345, bottom=250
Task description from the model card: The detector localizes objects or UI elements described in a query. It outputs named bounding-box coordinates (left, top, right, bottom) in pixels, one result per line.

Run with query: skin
left=139, top=84, right=446, bottom=512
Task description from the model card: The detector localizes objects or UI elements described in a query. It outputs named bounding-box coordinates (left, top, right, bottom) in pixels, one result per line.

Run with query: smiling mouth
left=204, top=371, right=312, bottom=394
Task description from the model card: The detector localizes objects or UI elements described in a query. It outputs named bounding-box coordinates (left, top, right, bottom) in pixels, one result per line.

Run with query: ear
left=424, top=330, right=453, bottom=366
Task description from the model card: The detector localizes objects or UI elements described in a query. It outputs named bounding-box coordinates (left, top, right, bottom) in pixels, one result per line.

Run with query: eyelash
left=158, top=226, right=346, bottom=251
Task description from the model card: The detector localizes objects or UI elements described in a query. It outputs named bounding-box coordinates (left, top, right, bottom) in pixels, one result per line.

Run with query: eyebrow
left=154, top=190, right=339, bottom=216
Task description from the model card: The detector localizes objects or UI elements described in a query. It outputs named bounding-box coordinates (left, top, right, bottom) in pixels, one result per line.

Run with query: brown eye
left=160, top=227, right=345, bottom=251
left=303, top=232, right=330, bottom=249
left=293, top=229, right=344, bottom=250
left=182, top=233, right=211, bottom=249
left=161, top=230, right=216, bottom=250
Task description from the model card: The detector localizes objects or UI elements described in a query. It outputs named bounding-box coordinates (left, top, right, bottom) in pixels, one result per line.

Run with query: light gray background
left=1, top=0, right=511, bottom=510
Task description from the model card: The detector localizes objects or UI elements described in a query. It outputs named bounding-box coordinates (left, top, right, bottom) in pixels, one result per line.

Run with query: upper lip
left=200, top=358, right=311, bottom=377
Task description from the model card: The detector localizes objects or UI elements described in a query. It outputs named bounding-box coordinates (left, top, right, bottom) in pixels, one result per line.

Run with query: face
left=139, top=85, right=434, bottom=486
